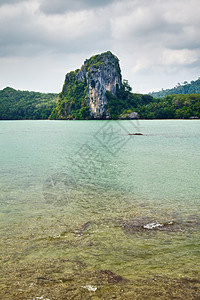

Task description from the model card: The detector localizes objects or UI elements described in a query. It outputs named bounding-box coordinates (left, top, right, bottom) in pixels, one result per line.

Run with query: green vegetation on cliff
left=49, top=70, right=91, bottom=120
left=83, top=51, right=120, bottom=74
left=50, top=51, right=121, bottom=120
left=0, top=87, right=57, bottom=120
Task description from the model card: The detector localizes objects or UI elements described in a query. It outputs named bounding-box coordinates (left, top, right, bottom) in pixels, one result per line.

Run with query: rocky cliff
left=50, top=51, right=122, bottom=119
left=84, top=52, right=122, bottom=118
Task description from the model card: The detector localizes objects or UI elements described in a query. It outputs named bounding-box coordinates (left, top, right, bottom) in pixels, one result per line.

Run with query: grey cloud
left=111, top=0, right=200, bottom=57
left=0, top=26, right=109, bottom=58
left=0, top=0, right=23, bottom=5
left=0, top=3, right=111, bottom=58
left=40, top=0, right=119, bottom=14
left=166, top=34, right=200, bottom=51
left=0, top=0, right=200, bottom=94
left=0, top=14, right=46, bottom=56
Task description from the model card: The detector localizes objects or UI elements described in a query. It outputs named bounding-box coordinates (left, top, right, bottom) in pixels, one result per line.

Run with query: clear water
left=0, top=120, right=199, bottom=299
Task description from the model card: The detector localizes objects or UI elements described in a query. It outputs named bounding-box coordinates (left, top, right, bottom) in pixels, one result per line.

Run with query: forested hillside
left=1, top=81, right=200, bottom=120
left=0, top=87, right=58, bottom=120
left=106, top=81, right=200, bottom=119
left=137, top=94, right=200, bottom=119
left=151, top=77, right=200, bottom=98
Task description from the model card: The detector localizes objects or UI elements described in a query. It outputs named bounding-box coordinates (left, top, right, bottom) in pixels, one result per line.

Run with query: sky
left=0, top=0, right=200, bottom=94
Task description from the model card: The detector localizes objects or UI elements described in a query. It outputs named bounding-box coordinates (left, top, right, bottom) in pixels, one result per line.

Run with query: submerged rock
left=81, top=285, right=97, bottom=292
left=95, top=270, right=128, bottom=284
left=77, top=221, right=91, bottom=236
left=128, top=132, right=143, bottom=136
left=121, top=216, right=200, bottom=234
left=120, top=111, right=138, bottom=119
left=143, top=222, right=164, bottom=230
left=121, top=219, right=174, bottom=233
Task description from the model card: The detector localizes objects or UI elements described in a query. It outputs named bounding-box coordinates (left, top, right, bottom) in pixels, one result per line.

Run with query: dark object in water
left=95, top=270, right=128, bottom=284
left=121, top=216, right=200, bottom=235
left=128, top=132, right=143, bottom=136
left=77, top=221, right=91, bottom=236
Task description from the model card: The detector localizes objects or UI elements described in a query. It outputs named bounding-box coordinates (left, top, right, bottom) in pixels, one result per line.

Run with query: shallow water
left=0, top=120, right=199, bottom=299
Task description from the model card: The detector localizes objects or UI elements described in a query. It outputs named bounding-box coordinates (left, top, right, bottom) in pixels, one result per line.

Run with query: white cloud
left=0, top=0, right=24, bottom=5
left=0, top=0, right=200, bottom=93
left=39, top=0, right=118, bottom=14
left=161, top=49, right=199, bottom=66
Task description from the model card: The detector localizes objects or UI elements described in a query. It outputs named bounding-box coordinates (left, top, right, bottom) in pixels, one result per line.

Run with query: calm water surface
left=0, top=120, right=199, bottom=299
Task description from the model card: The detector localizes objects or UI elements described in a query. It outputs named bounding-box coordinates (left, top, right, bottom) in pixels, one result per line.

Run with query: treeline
left=150, top=77, right=200, bottom=98
left=0, top=84, right=199, bottom=120
left=106, top=80, right=200, bottom=119
left=0, top=87, right=58, bottom=120
left=138, top=94, right=200, bottom=119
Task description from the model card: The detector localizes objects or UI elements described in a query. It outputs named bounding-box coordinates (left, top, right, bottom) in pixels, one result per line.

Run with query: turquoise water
left=0, top=120, right=199, bottom=299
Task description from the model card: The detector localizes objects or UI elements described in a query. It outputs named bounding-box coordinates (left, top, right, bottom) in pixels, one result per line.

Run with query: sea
left=0, top=120, right=199, bottom=299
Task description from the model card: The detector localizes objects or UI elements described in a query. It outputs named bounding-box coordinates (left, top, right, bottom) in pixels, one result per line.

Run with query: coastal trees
left=138, top=94, right=200, bottom=119
left=0, top=87, right=57, bottom=120
left=106, top=84, right=200, bottom=119
left=106, top=80, right=155, bottom=119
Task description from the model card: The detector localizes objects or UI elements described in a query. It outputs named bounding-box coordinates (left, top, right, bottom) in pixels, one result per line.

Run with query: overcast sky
left=0, top=0, right=200, bottom=94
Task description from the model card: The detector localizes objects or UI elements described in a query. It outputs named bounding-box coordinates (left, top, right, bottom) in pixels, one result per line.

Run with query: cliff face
left=83, top=52, right=122, bottom=118
left=50, top=51, right=122, bottom=119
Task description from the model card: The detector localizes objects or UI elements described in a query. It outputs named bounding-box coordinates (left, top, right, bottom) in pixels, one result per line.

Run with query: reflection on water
left=0, top=120, right=199, bottom=299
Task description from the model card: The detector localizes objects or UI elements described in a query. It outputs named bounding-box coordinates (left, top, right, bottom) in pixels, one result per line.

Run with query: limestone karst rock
left=50, top=51, right=122, bottom=119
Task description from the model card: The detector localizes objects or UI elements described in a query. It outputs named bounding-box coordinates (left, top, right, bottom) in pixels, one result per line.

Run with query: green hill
left=0, top=86, right=199, bottom=120
left=150, top=77, right=200, bottom=98
left=137, top=94, right=200, bottom=119
left=0, top=87, right=58, bottom=120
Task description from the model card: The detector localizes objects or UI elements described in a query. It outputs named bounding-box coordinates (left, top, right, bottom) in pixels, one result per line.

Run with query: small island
left=0, top=51, right=200, bottom=120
